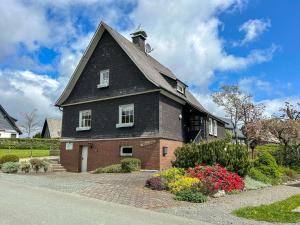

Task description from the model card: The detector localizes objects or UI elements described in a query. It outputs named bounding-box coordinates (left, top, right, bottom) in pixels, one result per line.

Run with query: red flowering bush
left=188, top=165, right=245, bottom=193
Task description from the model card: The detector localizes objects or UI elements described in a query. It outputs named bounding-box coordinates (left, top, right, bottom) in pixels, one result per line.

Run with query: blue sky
left=0, top=0, right=299, bottom=124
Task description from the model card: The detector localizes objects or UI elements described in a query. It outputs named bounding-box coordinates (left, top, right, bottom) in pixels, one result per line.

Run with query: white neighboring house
left=0, top=105, right=22, bottom=138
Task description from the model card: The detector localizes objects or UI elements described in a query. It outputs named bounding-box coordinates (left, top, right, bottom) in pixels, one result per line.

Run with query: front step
left=49, top=163, right=67, bottom=172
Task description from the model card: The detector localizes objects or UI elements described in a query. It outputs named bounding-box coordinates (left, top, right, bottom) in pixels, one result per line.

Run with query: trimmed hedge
left=0, top=138, right=59, bottom=150
left=172, top=140, right=250, bottom=176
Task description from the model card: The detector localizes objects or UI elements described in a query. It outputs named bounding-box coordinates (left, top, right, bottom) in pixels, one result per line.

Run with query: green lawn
left=0, top=149, right=50, bottom=158
left=233, top=195, right=300, bottom=223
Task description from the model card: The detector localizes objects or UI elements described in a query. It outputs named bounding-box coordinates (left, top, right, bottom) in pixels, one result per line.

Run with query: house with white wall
left=0, top=105, right=22, bottom=138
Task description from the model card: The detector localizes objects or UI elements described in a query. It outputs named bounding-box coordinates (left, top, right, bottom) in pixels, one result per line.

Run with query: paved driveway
left=0, top=172, right=190, bottom=209
left=0, top=179, right=210, bottom=225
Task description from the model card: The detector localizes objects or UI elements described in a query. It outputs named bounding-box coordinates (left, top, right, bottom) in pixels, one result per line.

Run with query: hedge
left=172, top=139, right=250, bottom=176
left=0, top=138, right=59, bottom=150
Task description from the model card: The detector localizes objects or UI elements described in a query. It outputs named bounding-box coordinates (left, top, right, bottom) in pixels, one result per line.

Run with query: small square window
left=97, top=69, right=109, bottom=88
left=162, top=147, right=168, bottom=157
left=176, top=82, right=185, bottom=94
left=116, top=104, right=134, bottom=128
left=76, top=110, right=92, bottom=131
left=120, top=146, right=133, bottom=156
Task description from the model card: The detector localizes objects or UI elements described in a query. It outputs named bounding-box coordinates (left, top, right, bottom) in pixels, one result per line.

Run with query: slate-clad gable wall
left=65, top=31, right=156, bottom=105
left=0, top=110, right=15, bottom=131
left=159, top=94, right=184, bottom=141
left=62, top=92, right=159, bottom=139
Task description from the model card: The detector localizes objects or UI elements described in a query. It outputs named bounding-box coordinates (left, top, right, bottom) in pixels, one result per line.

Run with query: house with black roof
left=0, top=104, right=22, bottom=138
left=56, top=22, right=226, bottom=172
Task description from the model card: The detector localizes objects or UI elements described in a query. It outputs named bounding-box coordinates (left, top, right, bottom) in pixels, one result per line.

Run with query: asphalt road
left=0, top=179, right=211, bottom=225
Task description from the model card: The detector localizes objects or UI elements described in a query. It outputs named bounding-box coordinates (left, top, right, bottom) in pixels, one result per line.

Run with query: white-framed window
left=176, top=82, right=185, bottom=94
left=116, top=104, right=134, bottom=128
left=66, top=142, right=73, bottom=150
left=213, top=120, right=218, bottom=136
left=120, top=146, right=133, bottom=156
left=97, top=69, right=109, bottom=88
left=209, top=118, right=213, bottom=135
left=76, top=110, right=91, bottom=131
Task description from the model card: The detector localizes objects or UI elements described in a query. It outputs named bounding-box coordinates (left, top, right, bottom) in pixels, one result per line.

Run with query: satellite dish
left=145, top=43, right=154, bottom=53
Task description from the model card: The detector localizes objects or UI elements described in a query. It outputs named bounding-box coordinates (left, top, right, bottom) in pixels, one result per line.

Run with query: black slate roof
left=0, top=105, right=22, bottom=134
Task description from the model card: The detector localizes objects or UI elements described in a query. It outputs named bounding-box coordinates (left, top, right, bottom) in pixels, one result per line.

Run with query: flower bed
left=188, top=164, right=245, bottom=193
left=145, top=165, right=245, bottom=203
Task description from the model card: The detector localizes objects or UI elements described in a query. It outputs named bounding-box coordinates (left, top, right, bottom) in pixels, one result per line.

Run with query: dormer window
left=97, top=69, right=109, bottom=88
left=177, top=82, right=185, bottom=94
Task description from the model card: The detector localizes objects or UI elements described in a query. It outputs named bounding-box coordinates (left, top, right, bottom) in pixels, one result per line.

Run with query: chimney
left=131, top=28, right=147, bottom=52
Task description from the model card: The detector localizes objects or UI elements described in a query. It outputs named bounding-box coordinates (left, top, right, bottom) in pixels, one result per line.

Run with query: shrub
left=252, top=152, right=282, bottom=185
left=153, top=167, right=185, bottom=183
left=20, top=161, right=31, bottom=173
left=248, top=167, right=272, bottom=184
left=174, top=189, right=207, bottom=203
left=168, top=176, right=199, bottom=194
left=145, top=177, right=166, bottom=190
left=279, top=167, right=299, bottom=182
left=188, top=165, right=245, bottom=193
left=29, top=158, right=43, bottom=173
left=1, top=162, right=19, bottom=173
left=92, top=164, right=122, bottom=173
left=121, top=158, right=141, bottom=173
left=274, top=145, right=300, bottom=167
left=0, top=154, right=19, bottom=164
left=172, top=140, right=250, bottom=176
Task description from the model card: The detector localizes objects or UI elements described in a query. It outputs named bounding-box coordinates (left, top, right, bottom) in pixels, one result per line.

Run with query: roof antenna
left=145, top=43, right=154, bottom=54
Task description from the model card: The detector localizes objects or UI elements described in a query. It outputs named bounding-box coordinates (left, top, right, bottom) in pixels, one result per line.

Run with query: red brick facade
left=60, top=138, right=183, bottom=172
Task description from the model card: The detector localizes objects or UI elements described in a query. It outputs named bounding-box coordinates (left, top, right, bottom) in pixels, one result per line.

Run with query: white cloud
left=238, top=18, right=271, bottom=45
left=238, top=76, right=272, bottom=94
left=0, top=70, right=61, bottom=128
left=259, top=97, right=300, bottom=118
left=129, top=1, right=276, bottom=87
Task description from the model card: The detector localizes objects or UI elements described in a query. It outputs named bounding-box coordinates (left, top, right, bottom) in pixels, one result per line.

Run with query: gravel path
left=158, top=184, right=300, bottom=225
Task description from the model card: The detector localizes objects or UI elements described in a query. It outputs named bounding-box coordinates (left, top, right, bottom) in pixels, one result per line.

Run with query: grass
left=0, top=149, right=50, bottom=158
left=233, top=195, right=300, bottom=223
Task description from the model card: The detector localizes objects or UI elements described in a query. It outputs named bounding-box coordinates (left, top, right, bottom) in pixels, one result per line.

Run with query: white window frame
left=176, top=82, right=185, bottom=94
left=213, top=120, right=218, bottom=136
left=97, top=69, right=109, bottom=88
left=209, top=118, right=213, bottom=135
left=76, top=110, right=92, bottom=131
left=116, top=104, right=134, bottom=128
left=120, top=146, right=133, bottom=157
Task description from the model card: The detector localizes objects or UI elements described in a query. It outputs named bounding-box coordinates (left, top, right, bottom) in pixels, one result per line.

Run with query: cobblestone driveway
left=0, top=172, right=190, bottom=209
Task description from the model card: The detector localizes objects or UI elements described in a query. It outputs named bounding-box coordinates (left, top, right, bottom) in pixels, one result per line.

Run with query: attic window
left=177, top=82, right=185, bottom=94
left=97, top=69, right=109, bottom=88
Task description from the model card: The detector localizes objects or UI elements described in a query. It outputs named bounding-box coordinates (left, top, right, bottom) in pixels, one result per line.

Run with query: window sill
left=116, top=123, right=134, bottom=128
left=97, top=84, right=109, bottom=88
left=120, top=154, right=133, bottom=157
left=76, top=127, right=91, bottom=131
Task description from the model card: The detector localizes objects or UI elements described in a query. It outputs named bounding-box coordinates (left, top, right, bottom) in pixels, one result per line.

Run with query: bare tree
left=212, top=85, right=265, bottom=145
left=240, top=95, right=265, bottom=146
left=21, top=109, right=40, bottom=138
left=280, top=102, right=300, bottom=120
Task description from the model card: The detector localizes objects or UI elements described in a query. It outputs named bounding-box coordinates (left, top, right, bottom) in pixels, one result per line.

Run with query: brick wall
left=159, top=139, right=183, bottom=170
left=60, top=138, right=183, bottom=172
